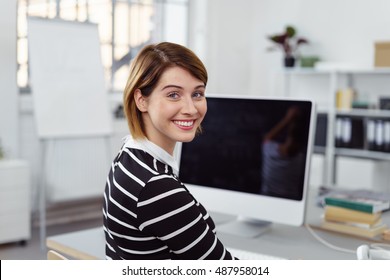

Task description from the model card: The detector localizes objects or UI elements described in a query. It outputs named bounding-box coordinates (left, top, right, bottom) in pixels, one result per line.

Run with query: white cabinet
left=284, top=68, right=390, bottom=188
left=0, top=160, right=31, bottom=244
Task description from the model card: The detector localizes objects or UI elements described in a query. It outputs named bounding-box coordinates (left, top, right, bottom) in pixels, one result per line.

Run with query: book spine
left=324, top=211, right=379, bottom=225
left=324, top=197, right=373, bottom=213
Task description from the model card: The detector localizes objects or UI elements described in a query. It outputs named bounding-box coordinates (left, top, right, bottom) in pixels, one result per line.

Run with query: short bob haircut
left=123, top=42, right=208, bottom=139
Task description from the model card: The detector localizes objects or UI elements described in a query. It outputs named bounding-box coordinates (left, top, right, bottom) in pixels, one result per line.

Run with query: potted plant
left=267, top=25, right=308, bottom=67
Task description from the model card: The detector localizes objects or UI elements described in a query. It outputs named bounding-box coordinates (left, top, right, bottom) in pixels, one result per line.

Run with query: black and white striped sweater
left=102, top=137, right=234, bottom=260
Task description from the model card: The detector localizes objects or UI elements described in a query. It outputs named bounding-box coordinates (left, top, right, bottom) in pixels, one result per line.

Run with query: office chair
left=47, top=250, right=68, bottom=260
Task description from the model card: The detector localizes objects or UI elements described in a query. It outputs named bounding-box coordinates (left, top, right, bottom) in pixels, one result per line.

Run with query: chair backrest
left=47, top=250, right=68, bottom=260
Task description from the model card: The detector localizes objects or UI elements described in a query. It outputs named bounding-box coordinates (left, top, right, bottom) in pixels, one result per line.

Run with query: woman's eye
left=167, top=92, right=180, bottom=99
left=193, top=91, right=205, bottom=99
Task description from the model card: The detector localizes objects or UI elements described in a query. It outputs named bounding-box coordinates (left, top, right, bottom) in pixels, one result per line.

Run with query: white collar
left=122, top=135, right=179, bottom=175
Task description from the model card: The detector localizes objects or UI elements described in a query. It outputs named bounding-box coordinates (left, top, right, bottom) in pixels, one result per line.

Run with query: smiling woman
left=102, top=42, right=236, bottom=260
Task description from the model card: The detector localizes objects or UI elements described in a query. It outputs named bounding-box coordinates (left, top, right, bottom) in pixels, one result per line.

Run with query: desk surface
left=46, top=191, right=390, bottom=260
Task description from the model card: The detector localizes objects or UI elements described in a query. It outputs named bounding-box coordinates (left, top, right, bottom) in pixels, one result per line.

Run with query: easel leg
left=39, top=139, right=47, bottom=251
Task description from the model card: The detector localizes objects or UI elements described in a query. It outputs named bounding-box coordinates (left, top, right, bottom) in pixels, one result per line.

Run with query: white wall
left=199, top=0, right=390, bottom=96
left=201, top=0, right=259, bottom=95
left=0, top=1, right=18, bottom=158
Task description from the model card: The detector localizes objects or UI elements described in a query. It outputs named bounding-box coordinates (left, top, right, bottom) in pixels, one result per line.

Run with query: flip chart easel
left=27, top=17, right=112, bottom=249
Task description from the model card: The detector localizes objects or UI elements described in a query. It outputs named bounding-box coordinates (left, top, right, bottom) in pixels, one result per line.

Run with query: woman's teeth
left=174, top=120, right=194, bottom=127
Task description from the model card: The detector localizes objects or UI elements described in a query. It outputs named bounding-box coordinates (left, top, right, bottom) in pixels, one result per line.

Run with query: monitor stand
left=217, top=216, right=272, bottom=238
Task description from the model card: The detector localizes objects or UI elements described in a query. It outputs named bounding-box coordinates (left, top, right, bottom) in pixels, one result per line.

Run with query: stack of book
left=321, top=194, right=390, bottom=238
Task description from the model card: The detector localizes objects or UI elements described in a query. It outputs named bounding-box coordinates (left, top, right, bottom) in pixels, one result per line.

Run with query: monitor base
left=217, top=216, right=272, bottom=238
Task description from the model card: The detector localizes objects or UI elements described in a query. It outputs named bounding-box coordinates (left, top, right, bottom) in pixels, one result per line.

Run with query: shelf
left=284, top=67, right=390, bottom=186
left=284, top=68, right=331, bottom=75
left=315, top=109, right=390, bottom=118
left=284, top=67, right=390, bottom=75
left=312, top=147, right=390, bottom=161
left=313, top=146, right=326, bottom=154
left=336, top=109, right=390, bottom=118
left=335, top=148, right=390, bottom=161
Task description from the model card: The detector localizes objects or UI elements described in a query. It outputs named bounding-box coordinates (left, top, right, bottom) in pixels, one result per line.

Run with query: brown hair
left=123, top=42, right=208, bottom=139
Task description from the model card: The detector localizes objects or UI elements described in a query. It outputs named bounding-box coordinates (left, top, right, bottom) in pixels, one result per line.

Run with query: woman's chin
left=177, top=133, right=196, bottom=143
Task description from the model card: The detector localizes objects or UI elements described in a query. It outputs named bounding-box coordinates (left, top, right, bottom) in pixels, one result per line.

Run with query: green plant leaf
left=285, top=26, right=296, bottom=38
left=269, top=34, right=287, bottom=44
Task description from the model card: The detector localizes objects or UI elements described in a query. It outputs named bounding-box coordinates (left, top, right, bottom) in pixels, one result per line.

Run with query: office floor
left=0, top=218, right=102, bottom=260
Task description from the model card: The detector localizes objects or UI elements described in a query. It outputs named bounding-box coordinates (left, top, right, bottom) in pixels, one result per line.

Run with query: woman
left=102, top=42, right=235, bottom=260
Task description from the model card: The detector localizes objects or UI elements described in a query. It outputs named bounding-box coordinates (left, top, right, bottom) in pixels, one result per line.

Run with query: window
left=17, top=0, right=189, bottom=93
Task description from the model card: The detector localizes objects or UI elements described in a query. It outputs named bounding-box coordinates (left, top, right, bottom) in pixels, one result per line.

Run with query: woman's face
left=136, top=66, right=207, bottom=154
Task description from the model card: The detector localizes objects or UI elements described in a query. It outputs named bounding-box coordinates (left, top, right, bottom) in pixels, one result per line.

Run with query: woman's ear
left=134, top=89, right=147, bottom=112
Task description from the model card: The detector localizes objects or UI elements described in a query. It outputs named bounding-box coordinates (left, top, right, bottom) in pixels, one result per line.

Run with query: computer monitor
left=177, top=95, right=316, bottom=237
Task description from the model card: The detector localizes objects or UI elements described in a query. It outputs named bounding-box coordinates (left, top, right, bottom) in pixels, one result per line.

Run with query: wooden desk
left=46, top=227, right=104, bottom=260
left=46, top=190, right=390, bottom=260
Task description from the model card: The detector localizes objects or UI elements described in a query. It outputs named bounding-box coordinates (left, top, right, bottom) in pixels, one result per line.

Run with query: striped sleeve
left=136, top=175, right=235, bottom=260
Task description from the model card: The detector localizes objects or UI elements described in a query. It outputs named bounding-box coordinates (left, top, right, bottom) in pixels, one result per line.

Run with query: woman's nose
left=182, top=97, right=198, bottom=115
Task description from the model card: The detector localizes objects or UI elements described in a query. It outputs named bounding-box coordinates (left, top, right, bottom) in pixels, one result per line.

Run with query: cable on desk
left=304, top=223, right=356, bottom=254
left=370, top=243, right=390, bottom=251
